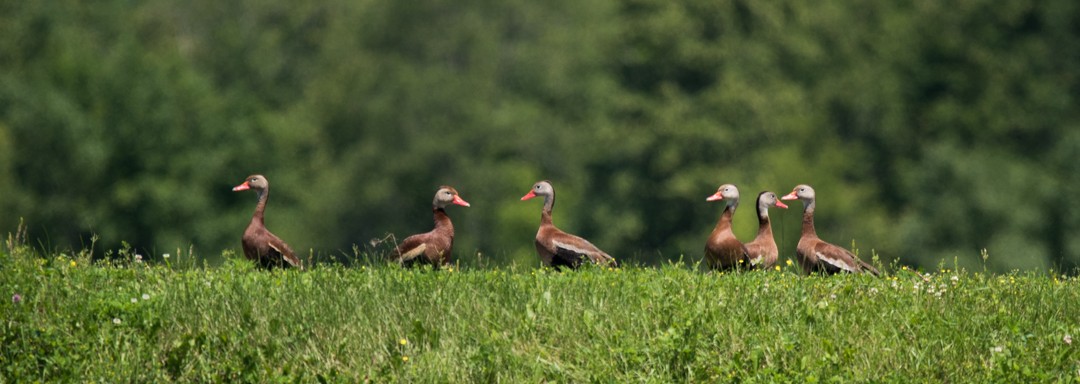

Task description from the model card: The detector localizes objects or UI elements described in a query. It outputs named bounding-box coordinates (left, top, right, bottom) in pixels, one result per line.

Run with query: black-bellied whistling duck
left=704, top=184, right=750, bottom=271
left=781, top=184, right=879, bottom=275
left=232, top=175, right=302, bottom=270
left=392, top=186, right=470, bottom=267
left=521, top=180, right=617, bottom=269
left=745, top=191, right=788, bottom=270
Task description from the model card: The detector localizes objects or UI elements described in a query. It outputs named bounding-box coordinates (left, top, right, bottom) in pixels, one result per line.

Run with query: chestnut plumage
left=744, top=191, right=788, bottom=270
left=521, top=180, right=617, bottom=269
left=233, top=174, right=302, bottom=270
left=704, top=184, right=750, bottom=271
left=781, top=184, right=879, bottom=275
left=392, top=186, right=470, bottom=267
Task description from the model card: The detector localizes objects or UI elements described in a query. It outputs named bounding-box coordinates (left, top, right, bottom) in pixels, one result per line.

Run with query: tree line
left=1, top=0, right=1077, bottom=271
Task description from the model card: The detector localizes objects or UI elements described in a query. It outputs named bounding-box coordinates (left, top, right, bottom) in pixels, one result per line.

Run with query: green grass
left=2, top=243, right=1079, bottom=383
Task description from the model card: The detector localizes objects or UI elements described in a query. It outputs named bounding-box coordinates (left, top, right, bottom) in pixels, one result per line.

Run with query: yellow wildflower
left=399, top=339, right=408, bottom=346
left=785, top=260, right=793, bottom=266
left=70, top=260, right=76, bottom=267
left=774, top=265, right=781, bottom=271
left=402, top=356, right=409, bottom=362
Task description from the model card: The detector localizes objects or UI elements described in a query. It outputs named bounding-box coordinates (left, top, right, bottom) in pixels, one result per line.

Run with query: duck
left=744, top=191, right=788, bottom=270
left=781, top=184, right=879, bottom=275
left=392, top=186, right=470, bottom=267
left=232, top=174, right=302, bottom=269
left=704, top=184, right=750, bottom=271
left=521, top=180, right=617, bottom=269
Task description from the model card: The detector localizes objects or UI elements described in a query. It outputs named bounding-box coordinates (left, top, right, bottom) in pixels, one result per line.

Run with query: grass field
left=2, top=240, right=1079, bottom=383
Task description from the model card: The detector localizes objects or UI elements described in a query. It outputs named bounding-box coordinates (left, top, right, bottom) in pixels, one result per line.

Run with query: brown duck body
left=522, top=181, right=617, bottom=269
left=534, top=210, right=616, bottom=269
left=393, top=208, right=456, bottom=266
left=744, top=220, right=777, bottom=269
left=392, top=186, right=469, bottom=267
left=744, top=191, right=787, bottom=270
left=242, top=213, right=302, bottom=269
left=782, top=185, right=878, bottom=276
left=234, top=175, right=302, bottom=270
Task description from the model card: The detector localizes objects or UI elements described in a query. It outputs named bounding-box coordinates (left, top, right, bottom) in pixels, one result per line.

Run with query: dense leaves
left=0, top=0, right=1077, bottom=269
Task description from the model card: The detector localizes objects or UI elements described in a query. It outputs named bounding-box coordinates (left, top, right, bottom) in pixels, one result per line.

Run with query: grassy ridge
left=2, top=246, right=1079, bottom=382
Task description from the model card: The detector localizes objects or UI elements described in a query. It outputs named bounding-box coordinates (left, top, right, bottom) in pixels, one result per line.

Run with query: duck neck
left=756, top=204, right=772, bottom=239
left=540, top=194, right=555, bottom=226
left=433, top=207, right=454, bottom=235
left=801, top=199, right=817, bottom=238
left=713, top=202, right=736, bottom=232
left=252, top=189, right=268, bottom=224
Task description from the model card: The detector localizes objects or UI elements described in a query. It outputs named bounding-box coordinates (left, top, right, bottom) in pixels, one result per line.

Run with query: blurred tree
left=0, top=0, right=1077, bottom=271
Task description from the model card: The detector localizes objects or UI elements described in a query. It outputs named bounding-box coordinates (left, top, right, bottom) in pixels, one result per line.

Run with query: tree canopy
left=1, top=0, right=1077, bottom=271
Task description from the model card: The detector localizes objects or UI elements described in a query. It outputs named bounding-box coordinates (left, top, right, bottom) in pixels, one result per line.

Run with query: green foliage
left=0, top=0, right=1078, bottom=270
left=3, top=247, right=1080, bottom=381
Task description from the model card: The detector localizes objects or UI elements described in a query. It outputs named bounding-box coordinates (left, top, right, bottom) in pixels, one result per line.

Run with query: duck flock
left=233, top=175, right=879, bottom=275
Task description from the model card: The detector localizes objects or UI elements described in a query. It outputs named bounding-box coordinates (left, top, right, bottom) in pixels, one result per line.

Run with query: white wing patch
left=399, top=243, right=427, bottom=261
left=816, top=251, right=857, bottom=272
left=268, top=242, right=301, bottom=268
left=552, top=239, right=595, bottom=256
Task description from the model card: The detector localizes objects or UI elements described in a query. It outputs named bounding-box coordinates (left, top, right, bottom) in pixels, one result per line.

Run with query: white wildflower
left=131, top=298, right=138, bottom=303
left=1065, top=335, right=1073, bottom=345
left=112, top=318, right=121, bottom=325
left=163, top=253, right=170, bottom=259
left=142, top=293, right=150, bottom=300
